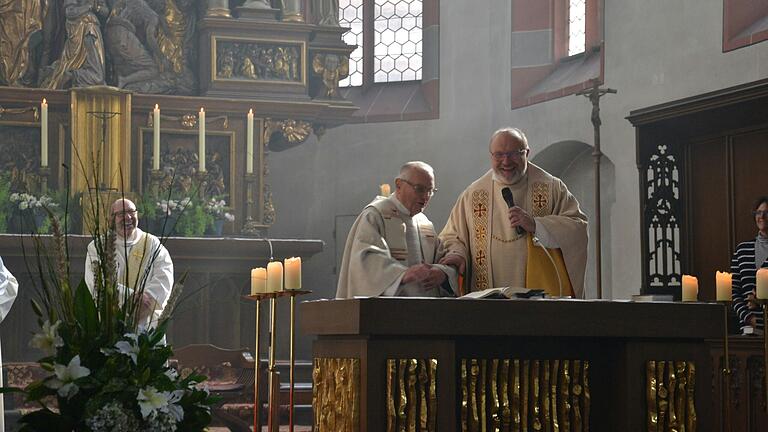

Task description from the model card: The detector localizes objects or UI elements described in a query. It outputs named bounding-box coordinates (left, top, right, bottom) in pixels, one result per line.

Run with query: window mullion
left=362, top=0, right=375, bottom=90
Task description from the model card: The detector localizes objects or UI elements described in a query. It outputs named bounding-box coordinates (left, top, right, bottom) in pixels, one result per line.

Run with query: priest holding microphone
left=439, top=127, right=589, bottom=297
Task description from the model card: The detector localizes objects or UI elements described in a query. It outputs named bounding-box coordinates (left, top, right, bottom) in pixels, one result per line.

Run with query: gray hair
left=396, top=161, right=434, bottom=182
left=489, top=127, right=529, bottom=149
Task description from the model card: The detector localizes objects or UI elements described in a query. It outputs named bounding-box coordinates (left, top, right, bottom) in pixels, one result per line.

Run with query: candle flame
left=200, top=107, right=205, bottom=113
left=42, top=98, right=47, bottom=105
left=249, top=108, right=253, bottom=114
left=155, top=104, right=159, bottom=109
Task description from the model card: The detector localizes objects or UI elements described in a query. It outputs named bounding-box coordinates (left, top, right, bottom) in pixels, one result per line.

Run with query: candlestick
left=199, top=108, right=206, bottom=172
left=267, top=261, right=283, bottom=292
left=153, top=104, right=160, bottom=170
left=247, top=109, right=254, bottom=174
left=380, top=183, right=391, bottom=196
left=716, top=271, right=732, bottom=302
left=284, top=257, right=301, bottom=290
left=757, top=268, right=768, bottom=299
left=681, top=274, right=698, bottom=302
left=41, top=99, right=48, bottom=167
left=251, top=267, right=267, bottom=295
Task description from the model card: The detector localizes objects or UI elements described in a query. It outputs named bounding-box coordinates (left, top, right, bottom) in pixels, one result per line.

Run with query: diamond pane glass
left=568, top=0, right=586, bottom=56
left=340, top=0, right=364, bottom=86
left=374, top=0, right=422, bottom=83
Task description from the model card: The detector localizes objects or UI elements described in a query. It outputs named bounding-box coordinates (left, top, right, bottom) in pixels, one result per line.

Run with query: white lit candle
left=681, top=275, right=698, bottom=302
left=715, top=271, right=732, bottom=302
left=41, top=99, right=48, bottom=167
left=380, top=183, right=391, bottom=196
left=246, top=109, right=254, bottom=174
left=757, top=268, right=768, bottom=299
left=153, top=104, right=160, bottom=170
left=284, top=257, right=302, bottom=290
left=251, top=267, right=267, bottom=295
left=198, top=108, right=206, bottom=172
left=267, top=261, right=283, bottom=293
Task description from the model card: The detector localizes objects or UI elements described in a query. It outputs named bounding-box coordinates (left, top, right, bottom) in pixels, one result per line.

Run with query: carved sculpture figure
left=219, top=47, right=234, bottom=78
left=0, top=0, right=42, bottom=86
left=312, top=53, right=348, bottom=98
left=314, top=0, right=339, bottom=26
left=105, top=0, right=195, bottom=94
left=39, top=0, right=108, bottom=89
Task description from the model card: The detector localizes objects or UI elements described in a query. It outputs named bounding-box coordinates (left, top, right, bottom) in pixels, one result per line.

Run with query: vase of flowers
left=203, top=197, right=235, bottom=236
left=8, top=192, right=58, bottom=234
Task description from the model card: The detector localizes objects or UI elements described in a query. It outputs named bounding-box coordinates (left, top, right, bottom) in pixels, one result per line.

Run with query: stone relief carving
left=217, top=41, right=301, bottom=82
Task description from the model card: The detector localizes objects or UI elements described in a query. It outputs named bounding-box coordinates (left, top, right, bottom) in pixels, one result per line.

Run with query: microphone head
left=501, top=187, right=515, bottom=208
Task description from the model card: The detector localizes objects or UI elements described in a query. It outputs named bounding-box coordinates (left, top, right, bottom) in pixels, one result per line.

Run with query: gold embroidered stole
left=126, top=232, right=149, bottom=291
left=469, top=175, right=573, bottom=294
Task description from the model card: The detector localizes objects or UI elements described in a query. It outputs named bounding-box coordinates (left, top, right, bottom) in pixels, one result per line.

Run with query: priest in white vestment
left=84, top=199, right=173, bottom=329
left=0, top=256, right=19, bottom=432
left=439, top=128, right=588, bottom=297
left=336, top=162, right=458, bottom=298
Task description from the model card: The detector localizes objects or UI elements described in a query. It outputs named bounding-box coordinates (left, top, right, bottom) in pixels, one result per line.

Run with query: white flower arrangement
left=156, top=197, right=192, bottom=216
left=9, top=192, right=58, bottom=211
left=204, top=197, right=235, bottom=222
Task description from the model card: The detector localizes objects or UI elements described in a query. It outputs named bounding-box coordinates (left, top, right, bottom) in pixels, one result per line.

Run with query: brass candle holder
left=243, top=289, right=311, bottom=432
left=717, top=299, right=732, bottom=431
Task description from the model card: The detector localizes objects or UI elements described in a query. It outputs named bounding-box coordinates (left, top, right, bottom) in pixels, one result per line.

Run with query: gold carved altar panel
left=70, top=87, right=132, bottom=194
left=313, top=357, right=360, bottom=432
left=646, top=360, right=696, bottom=432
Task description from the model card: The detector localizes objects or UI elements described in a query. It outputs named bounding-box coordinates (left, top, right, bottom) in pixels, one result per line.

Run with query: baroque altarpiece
left=0, top=0, right=355, bottom=236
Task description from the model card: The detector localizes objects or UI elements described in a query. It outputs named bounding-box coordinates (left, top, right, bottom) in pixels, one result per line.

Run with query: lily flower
left=29, top=320, right=64, bottom=356
left=46, top=355, right=91, bottom=399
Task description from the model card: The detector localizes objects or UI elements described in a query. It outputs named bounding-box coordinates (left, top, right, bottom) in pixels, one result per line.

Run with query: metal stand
left=253, top=298, right=262, bottom=430
left=764, top=302, right=768, bottom=413
left=243, top=289, right=311, bottom=432
left=719, top=300, right=732, bottom=431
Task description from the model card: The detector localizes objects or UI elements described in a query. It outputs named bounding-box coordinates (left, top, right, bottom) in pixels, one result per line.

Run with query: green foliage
left=174, top=202, right=211, bottom=237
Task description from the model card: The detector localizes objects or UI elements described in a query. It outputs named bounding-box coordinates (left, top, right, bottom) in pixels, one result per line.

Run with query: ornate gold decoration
left=0, top=127, right=43, bottom=193
left=386, top=359, right=438, bottom=432
left=313, top=357, right=360, bottom=432
left=148, top=147, right=227, bottom=198
left=646, top=360, right=696, bottom=432
left=263, top=118, right=313, bottom=148
left=461, top=358, right=590, bottom=431
left=0, top=105, right=38, bottom=121
left=147, top=112, right=228, bottom=129
left=215, top=39, right=303, bottom=83
left=532, top=182, right=550, bottom=216
left=312, top=53, right=350, bottom=98
left=470, top=190, right=490, bottom=290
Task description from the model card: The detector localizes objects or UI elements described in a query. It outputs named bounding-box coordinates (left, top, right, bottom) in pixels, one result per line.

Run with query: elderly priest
left=336, top=162, right=458, bottom=298
left=439, top=128, right=588, bottom=297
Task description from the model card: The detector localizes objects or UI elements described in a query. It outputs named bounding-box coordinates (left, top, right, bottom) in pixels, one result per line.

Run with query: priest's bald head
left=111, top=198, right=139, bottom=239
left=394, top=161, right=436, bottom=217
left=489, top=128, right=530, bottom=184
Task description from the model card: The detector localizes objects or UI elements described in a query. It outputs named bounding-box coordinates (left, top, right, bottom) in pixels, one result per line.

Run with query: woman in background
left=732, top=196, right=768, bottom=331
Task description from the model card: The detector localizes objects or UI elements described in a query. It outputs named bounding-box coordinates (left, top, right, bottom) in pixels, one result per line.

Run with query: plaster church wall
left=265, top=0, right=768, bottom=359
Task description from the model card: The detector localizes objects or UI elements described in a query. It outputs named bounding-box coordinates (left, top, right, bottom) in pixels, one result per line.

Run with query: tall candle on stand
left=284, top=257, right=302, bottom=290
left=681, top=275, right=698, bottom=301
left=267, top=261, right=283, bottom=292
left=380, top=183, right=390, bottom=196
left=246, top=109, right=254, bottom=174
left=41, top=99, right=48, bottom=167
left=715, top=271, right=732, bottom=302
left=251, top=267, right=267, bottom=295
left=153, top=104, right=160, bottom=170
left=757, top=268, right=768, bottom=299
left=198, top=108, right=206, bottom=172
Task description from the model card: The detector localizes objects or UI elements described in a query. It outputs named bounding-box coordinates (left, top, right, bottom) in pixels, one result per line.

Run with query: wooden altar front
left=301, top=298, right=721, bottom=432
left=0, top=234, right=323, bottom=361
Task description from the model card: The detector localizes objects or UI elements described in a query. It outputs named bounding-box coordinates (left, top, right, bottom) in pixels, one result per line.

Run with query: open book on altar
left=461, top=287, right=546, bottom=299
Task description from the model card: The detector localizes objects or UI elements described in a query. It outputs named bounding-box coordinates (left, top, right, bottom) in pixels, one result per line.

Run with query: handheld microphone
left=501, top=187, right=524, bottom=235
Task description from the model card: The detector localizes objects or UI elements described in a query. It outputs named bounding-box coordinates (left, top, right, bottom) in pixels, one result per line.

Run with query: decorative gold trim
left=0, top=105, right=39, bottom=121
left=385, top=359, right=437, bottom=432
left=211, top=35, right=307, bottom=86
left=461, top=359, right=590, bottom=431
left=645, top=360, right=696, bottom=432
left=470, top=190, right=490, bottom=290
left=147, top=112, right=228, bottom=129
left=313, top=358, right=360, bottom=432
